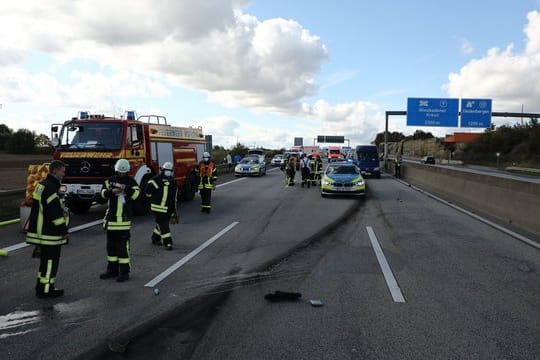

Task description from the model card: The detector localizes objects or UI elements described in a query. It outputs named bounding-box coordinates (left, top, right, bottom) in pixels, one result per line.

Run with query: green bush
left=6, top=129, right=35, bottom=154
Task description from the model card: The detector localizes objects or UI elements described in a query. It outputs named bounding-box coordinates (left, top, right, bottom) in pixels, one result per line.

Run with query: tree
left=6, top=129, right=35, bottom=154
left=35, top=134, right=52, bottom=148
left=230, top=142, right=249, bottom=158
left=373, top=131, right=405, bottom=147
left=409, top=130, right=434, bottom=140
left=0, top=124, right=13, bottom=150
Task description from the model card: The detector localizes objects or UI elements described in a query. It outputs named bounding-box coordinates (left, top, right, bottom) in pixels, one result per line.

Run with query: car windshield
left=326, top=165, right=359, bottom=175
left=240, top=158, right=258, bottom=164
left=357, top=152, right=378, bottom=161
left=57, top=121, right=123, bottom=150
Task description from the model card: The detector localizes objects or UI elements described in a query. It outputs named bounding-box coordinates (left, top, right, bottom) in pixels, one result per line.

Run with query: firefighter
left=26, top=160, right=69, bottom=298
left=394, top=154, right=402, bottom=178
left=280, top=154, right=289, bottom=184
left=145, top=161, right=177, bottom=250
left=99, top=159, right=140, bottom=282
left=195, top=152, right=217, bottom=213
left=310, top=154, right=323, bottom=186
left=299, top=153, right=311, bottom=188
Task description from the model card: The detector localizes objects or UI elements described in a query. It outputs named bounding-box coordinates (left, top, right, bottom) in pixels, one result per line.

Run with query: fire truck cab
left=50, top=111, right=205, bottom=214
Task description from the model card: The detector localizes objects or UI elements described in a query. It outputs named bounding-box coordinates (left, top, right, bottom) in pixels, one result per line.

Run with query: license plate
left=78, top=189, right=95, bottom=195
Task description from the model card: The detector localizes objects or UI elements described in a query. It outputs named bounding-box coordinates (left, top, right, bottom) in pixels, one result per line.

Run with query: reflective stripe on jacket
left=195, top=160, right=217, bottom=190
left=26, top=174, right=68, bottom=246
left=100, top=175, right=140, bottom=230
left=145, top=173, right=177, bottom=213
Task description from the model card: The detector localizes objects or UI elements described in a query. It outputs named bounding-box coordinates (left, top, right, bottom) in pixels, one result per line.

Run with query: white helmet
left=114, top=159, right=130, bottom=173
left=161, top=162, right=173, bottom=171
left=203, top=151, right=210, bottom=159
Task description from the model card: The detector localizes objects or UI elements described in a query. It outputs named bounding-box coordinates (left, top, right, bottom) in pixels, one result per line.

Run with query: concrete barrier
left=397, top=162, right=540, bottom=236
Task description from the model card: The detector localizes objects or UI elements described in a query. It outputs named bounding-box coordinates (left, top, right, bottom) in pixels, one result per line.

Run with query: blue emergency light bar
left=126, top=111, right=136, bottom=120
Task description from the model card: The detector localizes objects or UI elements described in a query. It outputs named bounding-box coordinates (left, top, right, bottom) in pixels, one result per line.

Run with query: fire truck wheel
left=181, top=172, right=197, bottom=201
left=68, top=199, right=93, bottom=214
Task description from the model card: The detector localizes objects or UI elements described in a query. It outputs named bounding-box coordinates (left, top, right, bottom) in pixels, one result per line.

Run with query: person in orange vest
left=26, top=160, right=69, bottom=298
left=194, top=152, right=217, bottom=213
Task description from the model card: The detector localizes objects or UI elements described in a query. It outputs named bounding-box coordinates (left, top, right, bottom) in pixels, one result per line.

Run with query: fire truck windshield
left=58, top=121, right=123, bottom=150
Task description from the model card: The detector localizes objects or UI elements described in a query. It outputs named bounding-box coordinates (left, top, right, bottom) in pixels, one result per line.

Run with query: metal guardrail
left=0, top=189, right=25, bottom=223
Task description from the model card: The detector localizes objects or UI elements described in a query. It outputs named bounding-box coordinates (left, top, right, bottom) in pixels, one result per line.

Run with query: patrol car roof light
left=79, top=111, right=89, bottom=120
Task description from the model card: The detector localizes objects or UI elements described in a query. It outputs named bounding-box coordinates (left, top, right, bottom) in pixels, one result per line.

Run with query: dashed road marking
left=366, top=226, right=406, bottom=303
left=144, top=221, right=239, bottom=288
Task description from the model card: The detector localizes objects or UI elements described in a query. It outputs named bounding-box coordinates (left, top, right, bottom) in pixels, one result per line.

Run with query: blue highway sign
left=407, top=98, right=459, bottom=127
left=461, top=98, right=492, bottom=128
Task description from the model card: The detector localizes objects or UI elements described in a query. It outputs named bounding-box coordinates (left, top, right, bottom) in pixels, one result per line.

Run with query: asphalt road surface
left=1, top=168, right=539, bottom=359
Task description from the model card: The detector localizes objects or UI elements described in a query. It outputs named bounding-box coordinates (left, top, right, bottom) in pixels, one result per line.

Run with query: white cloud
left=0, top=0, right=327, bottom=116
left=308, top=100, right=383, bottom=145
left=0, top=67, right=170, bottom=109
left=446, top=10, right=540, bottom=113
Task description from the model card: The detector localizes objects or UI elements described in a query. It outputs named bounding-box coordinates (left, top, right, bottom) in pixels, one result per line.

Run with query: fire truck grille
left=63, top=159, right=116, bottom=178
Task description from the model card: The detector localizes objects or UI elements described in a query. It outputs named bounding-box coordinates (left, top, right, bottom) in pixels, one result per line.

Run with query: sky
left=1, top=0, right=540, bottom=149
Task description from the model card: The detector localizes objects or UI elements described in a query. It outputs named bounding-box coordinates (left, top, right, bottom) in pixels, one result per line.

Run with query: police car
left=321, top=161, right=366, bottom=197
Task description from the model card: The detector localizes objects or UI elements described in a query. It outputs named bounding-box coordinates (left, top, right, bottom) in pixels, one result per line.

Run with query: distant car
left=270, top=154, right=285, bottom=167
left=422, top=156, right=435, bottom=164
left=234, top=157, right=266, bottom=177
left=321, top=161, right=366, bottom=197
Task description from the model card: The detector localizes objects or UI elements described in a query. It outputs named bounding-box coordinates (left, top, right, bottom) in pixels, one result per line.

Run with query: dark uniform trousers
left=200, top=188, right=212, bottom=211
left=105, top=230, right=131, bottom=276
left=300, top=159, right=311, bottom=187
left=36, top=245, right=62, bottom=295
left=152, top=212, right=172, bottom=246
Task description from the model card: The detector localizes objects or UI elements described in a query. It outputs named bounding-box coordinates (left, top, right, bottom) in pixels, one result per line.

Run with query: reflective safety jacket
left=195, top=160, right=217, bottom=190
left=100, top=175, right=140, bottom=231
left=145, top=173, right=177, bottom=213
left=26, top=174, right=68, bottom=246
left=311, top=158, right=322, bottom=172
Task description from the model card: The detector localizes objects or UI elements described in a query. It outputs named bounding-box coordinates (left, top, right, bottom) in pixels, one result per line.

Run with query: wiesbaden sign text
left=407, top=98, right=459, bottom=127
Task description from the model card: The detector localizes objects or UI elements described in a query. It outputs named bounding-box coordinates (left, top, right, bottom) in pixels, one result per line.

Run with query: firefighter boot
left=35, top=279, right=64, bottom=298
left=163, top=239, right=173, bottom=251
left=36, top=288, right=64, bottom=299
left=151, top=235, right=162, bottom=246
left=116, top=264, right=130, bottom=282
left=99, top=262, right=119, bottom=279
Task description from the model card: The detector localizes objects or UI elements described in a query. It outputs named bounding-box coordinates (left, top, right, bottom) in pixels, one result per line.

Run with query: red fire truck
left=50, top=111, right=205, bottom=214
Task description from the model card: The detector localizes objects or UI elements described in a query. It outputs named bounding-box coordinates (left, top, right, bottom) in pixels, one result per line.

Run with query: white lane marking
left=68, top=219, right=103, bottom=233
left=405, top=182, right=540, bottom=250
left=3, top=243, right=29, bottom=252
left=2, top=219, right=104, bottom=253
left=144, top=221, right=239, bottom=288
left=216, top=177, right=247, bottom=188
left=366, top=226, right=406, bottom=303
